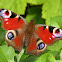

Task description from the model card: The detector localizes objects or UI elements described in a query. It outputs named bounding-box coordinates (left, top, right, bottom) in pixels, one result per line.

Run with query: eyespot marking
left=5, top=10, right=9, bottom=15
left=8, top=32, right=14, bottom=40
left=37, top=42, right=45, bottom=50
left=55, top=29, right=60, bottom=33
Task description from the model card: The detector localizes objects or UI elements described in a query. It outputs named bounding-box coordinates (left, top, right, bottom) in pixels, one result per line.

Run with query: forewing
left=0, top=9, right=27, bottom=30
left=35, top=24, right=62, bottom=45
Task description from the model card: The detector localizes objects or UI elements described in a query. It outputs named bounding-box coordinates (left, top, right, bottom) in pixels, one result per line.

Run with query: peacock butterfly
left=0, top=9, right=62, bottom=56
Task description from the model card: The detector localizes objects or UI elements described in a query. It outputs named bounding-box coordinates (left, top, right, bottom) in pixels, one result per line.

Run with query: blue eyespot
left=37, top=42, right=45, bottom=50
left=8, top=32, right=14, bottom=40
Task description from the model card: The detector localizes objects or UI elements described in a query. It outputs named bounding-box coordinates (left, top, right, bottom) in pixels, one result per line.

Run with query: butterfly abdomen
left=24, top=19, right=35, bottom=46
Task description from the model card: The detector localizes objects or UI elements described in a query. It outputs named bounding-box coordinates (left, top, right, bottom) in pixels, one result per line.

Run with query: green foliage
left=0, top=0, right=62, bottom=62
left=0, top=0, right=27, bottom=14
left=42, top=0, right=62, bottom=25
left=27, top=0, right=46, bottom=5
left=0, top=45, right=15, bottom=62
left=20, top=53, right=56, bottom=62
left=26, top=6, right=45, bottom=24
left=49, top=16, right=62, bottom=28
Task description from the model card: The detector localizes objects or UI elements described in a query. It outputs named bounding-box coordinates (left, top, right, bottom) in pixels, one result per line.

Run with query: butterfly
left=0, top=9, right=62, bottom=56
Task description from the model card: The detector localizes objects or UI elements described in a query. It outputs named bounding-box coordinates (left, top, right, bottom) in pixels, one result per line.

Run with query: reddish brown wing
left=5, top=29, right=25, bottom=51
left=26, top=22, right=62, bottom=56
left=0, top=9, right=28, bottom=51
left=25, top=20, right=47, bottom=56
left=36, top=24, right=62, bottom=45
left=26, top=33, right=47, bottom=56
left=0, top=9, right=27, bottom=30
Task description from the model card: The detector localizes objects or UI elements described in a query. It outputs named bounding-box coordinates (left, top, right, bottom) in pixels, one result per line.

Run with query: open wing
left=26, top=24, right=62, bottom=56
left=0, top=9, right=27, bottom=30
left=35, top=24, right=62, bottom=45
left=5, top=29, right=25, bottom=51
left=26, top=21, right=47, bottom=56
left=26, top=33, right=47, bottom=56
left=0, top=9, right=27, bottom=51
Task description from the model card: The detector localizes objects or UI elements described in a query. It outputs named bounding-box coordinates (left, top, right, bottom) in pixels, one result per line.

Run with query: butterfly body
left=0, top=9, right=62, bottom=56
